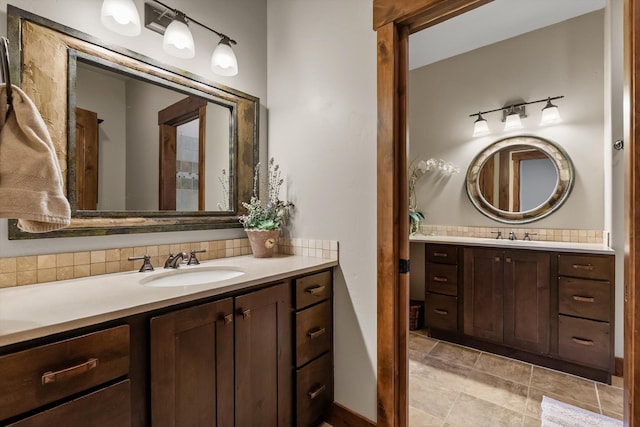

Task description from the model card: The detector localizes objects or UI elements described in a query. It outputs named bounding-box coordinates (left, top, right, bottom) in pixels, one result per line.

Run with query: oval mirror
left=466, top=136, right=574, bottom=223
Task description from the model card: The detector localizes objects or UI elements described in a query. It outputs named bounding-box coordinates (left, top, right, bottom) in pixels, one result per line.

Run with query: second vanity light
left=470, top=95, right=564, bottom=137
left=100, top=0, right=239, bottom=76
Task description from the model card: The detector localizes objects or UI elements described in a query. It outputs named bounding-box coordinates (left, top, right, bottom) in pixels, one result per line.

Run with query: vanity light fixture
left=100, top=0, right=142, bottom=36
left=503, top=106, right=524, bottom=131
left=472, top=113, right=490, bottom=137
left=145, top=0, right=238, bottom=75
left=161, top=11, right=195, bottom=58
left=101, top=0, right=240, bottom=76
left=469, top=95, right=564, bottom=137
left=540, top=97, right=562, bottom=125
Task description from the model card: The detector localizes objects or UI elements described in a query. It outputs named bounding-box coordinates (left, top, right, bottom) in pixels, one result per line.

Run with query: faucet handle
left=491, top=231, right=503, bottom=239
left=188, top=249, right=207, bottom=265
left=128, top=255, right=154, bottom=272
left=523, top=232, right=537, bottom=241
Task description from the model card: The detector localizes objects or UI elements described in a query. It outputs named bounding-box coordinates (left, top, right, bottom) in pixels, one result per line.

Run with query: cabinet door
left=503, top=251, right=550, bottom=353
left=235, top=282, right=292, bottom=427
left=150, top=298, right=234, bottom=427
left=463, top=248, right=504, bottom=342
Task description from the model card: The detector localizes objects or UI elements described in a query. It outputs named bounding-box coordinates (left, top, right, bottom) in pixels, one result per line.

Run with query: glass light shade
left=211, top=39, right=239, bottom=76
left=540, top=102, right=562, bottom=125
left=504, top=112, right=523, bottom=131
left=472, top=115, right=490, bottom=137
left=163, top=16, right=195, bottom=59
left=101, top=0, right=141, bottom=36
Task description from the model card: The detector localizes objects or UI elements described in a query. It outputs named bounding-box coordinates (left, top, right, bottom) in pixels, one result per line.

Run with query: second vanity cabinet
left=463, top=247, right=550, bottom=354
left=419, top=241, right=614, bottom=382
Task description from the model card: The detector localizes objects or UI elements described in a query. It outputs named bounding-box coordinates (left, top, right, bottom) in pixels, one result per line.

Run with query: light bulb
left=504, top=111, right=523, bottom=131
left=163, top=13, right=195, bottom=59
left=101, top=0, right=141, bottom=36
left=540, top=99, right=562, bottom=125
left=472, top=113, right=490, bottom=137
left=211, top=38, right=238, bottom=76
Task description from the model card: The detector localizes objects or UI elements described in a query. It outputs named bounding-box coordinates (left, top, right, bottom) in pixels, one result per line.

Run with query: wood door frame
left=373, top=0, right=640, bottom=426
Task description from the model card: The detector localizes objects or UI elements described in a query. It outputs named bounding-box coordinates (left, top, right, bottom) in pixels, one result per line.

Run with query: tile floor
left=409, top=330, right=624, bottom=426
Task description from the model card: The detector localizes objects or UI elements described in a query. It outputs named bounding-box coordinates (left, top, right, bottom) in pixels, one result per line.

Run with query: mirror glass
left=75, top=60, right=232, bottom=212
left=7, top=8, right=258, bottom=239
left=466, top=136, right=574, bottom=223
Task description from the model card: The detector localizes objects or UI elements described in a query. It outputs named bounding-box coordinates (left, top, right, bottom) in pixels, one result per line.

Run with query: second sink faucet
left=164, top=252, right=188, bottom=269
left=508, top=231, right=517, bottom=240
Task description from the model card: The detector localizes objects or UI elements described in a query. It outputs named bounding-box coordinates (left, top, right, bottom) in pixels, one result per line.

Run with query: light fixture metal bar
left=149, top=0, right=236, bottom=44
left=468, top=95, right=564, bottom=118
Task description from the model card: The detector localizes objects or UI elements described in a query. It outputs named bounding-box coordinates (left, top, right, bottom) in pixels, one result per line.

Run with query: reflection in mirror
left=466, top=136, right=574, bottom=224
left=75, top=60, right=232, bottom=212
left=478, top=146, right=558, bottom=212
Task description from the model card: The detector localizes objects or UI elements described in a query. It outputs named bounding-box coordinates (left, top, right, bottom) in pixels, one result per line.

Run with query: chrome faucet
left=164, top=252, right=187, bottom=269
left=508, top=231, right=517, bottom=241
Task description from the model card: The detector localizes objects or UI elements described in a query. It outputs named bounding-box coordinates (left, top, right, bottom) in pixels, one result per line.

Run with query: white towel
left=0, top=84, right=71, bottom=232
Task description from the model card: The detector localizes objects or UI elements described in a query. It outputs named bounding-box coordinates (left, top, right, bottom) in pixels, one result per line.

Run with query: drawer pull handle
left=42, top=358, right=99, bottom=385
left=307, top=327, right=327, bottom=340
left=308, top=384, right=327, bottom=400
left=433, top=276, right=448, bottom=283
left=572, top=295, right=596, bottom=303
left=223, top=313, right=233, bottom=325
left=433, top=252, right=448, bottom=258
left=572, top=337, right=594, bottom=346
left=306, top=285, right=326, bottom=296
left=434, top=309, right=448, bottom=316
left=572, top=264, right=594, bottom=271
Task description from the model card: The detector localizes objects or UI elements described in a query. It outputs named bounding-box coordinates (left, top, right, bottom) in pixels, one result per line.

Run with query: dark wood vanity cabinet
left=150, top=283, right=292, bottom=427
left=0, top=325, right=131, bottom=427
left=293, top=271, right=334, bottom=427
left=424, top=244, right=460, bottom=333
left=463, top=247, right=550, bottom=354
left=421, top=241, right=614, bottom=382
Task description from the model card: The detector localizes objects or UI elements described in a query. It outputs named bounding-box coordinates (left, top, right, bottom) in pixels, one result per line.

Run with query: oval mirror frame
left=466, top=135, right=574, bottom=224
left=7, top=6, right=259, bottom=239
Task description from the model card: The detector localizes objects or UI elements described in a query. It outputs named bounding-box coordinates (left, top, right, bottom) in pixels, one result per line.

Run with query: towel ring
left=0, top=36, right=13, bottom=108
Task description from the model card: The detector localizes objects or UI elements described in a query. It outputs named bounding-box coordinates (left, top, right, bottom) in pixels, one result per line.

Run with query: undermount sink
left=140, top=267, right=245, bottom=288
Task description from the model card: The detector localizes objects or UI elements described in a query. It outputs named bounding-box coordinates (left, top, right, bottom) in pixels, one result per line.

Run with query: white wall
left=410, top=11, right=605, bottom=229
left=267, top=0, right=378, bottom=420
left=0, top=0, right=266, bottom=255
left=76, top=65, right=127, bottom=210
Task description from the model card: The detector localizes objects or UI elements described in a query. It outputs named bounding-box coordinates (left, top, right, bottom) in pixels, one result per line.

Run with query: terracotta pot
left=245, top=229, right=281, bottom=258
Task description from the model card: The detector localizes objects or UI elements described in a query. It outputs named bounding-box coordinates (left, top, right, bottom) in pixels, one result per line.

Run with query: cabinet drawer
left=7, top=380, right=131, bottom=427
left=426, top=244, right=458, bottom=265
left=295, top=271, right=332, bottom=309
left=559, top=277, right=611, bottom=321
left=558, top=254, right=613, bottom=281
left=296, top=352, right=332, bottom=427
left=296, top=300, right=332, bottom=367
left=425, top=293, right=458, bottom=331
left=426, top=263, right=458, bottom=296
left=0, top=325, right=130, bottom=421
left=558, top=315, right=611, bottom=370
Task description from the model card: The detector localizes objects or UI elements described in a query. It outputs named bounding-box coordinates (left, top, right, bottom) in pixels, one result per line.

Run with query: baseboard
left=326, top=402, right=376, bottom=427
left=615, top=357, right=624, bottom=378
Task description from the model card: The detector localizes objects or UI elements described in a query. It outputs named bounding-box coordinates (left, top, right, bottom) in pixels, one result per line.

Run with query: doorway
left=374, top=0, right=640, bottom=426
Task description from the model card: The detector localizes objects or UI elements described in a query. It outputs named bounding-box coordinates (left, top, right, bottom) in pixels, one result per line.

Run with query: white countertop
left=0, top=255, right=337, bottom=347
left=410, top=234, right=614, bottom=254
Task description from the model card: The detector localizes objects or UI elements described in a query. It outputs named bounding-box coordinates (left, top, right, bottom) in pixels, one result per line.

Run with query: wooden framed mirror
left=466, top=135, right=574, bottom=223
left=7, top=6, right=258, bottom=239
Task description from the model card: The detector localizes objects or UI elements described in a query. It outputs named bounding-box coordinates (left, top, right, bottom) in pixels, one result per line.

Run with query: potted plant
left=239, top=158, right=293, bottom=257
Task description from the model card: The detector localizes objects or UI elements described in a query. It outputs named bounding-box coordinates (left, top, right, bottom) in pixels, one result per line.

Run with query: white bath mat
left=541, top=396, right=622, bottom=427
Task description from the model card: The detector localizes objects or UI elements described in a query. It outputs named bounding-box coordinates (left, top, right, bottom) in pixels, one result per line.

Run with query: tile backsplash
left=419, top=224, right=607, bottom=245
left=0, top=236, right=338, bottom=289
